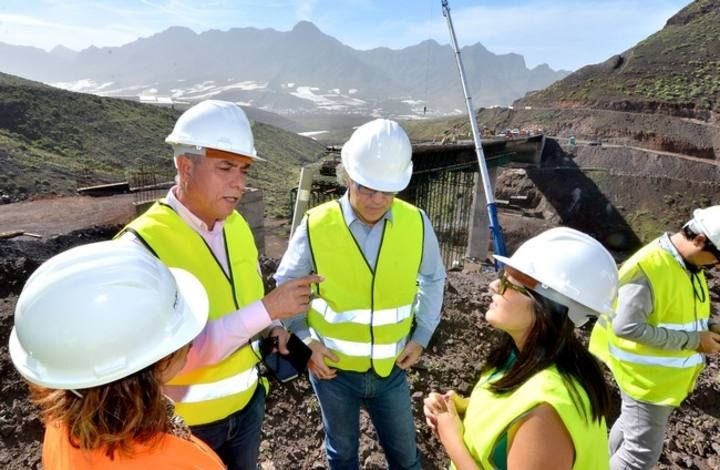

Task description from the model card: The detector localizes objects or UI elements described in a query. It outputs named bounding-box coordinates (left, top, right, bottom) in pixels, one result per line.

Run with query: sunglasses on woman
left=497, top=272, right=531, bottom=296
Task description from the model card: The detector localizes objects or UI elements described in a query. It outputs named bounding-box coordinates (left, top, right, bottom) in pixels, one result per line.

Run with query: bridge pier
left=535, top=135, right=546, bottom=165
left=465, top=167, right=497, bottom=262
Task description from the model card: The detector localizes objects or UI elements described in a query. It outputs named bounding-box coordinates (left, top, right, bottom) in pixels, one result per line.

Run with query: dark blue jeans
left=310, top=366, right=421, bottom=470
left=190, top=385, right=266, bottom=470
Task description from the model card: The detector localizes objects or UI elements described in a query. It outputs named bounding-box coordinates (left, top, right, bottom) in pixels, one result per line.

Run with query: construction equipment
left=441, top=0, right=507, bottom=262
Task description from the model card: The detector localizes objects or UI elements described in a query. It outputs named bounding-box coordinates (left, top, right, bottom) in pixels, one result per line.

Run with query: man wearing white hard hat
left=590, top=205, right=720, bottom=469
left=275, top=119, right=446, bottom=469
left=119, top=100, right=321, bottom=469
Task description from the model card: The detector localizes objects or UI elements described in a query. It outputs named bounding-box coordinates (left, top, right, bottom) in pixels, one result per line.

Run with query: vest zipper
left=370, top=219, right=389, bottom=373
left=689, top=271, right=705, bottom=331
left=158, top=201, right=239, bottom=309
left=338, top=200, right=374, bottom=273
left=193, top=234, right=237, bottom=305
left=222, top=229, right=240, bottom=310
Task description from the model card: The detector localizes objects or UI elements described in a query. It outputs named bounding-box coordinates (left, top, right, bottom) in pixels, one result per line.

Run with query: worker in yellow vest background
left=118, top=100, right=321, bottom=470
left=10, top=241, right=225, bottom=469
left=425, top=227, right=617, bottom=470
left=275, top=119, right=446, bottom=469
left=589, top=205, right=720, bottom=470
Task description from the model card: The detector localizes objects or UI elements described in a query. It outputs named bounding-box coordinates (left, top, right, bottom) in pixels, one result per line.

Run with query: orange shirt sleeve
left=43, top=422, right=225, bottom=470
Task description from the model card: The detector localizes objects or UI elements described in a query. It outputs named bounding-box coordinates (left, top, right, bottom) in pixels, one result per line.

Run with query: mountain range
left=0, top=21, right=569, bottom=117
left=0, top=72, right=324, bottom=212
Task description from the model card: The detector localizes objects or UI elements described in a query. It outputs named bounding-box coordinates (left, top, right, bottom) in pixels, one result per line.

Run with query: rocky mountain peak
left=290, top=20, right=324, bottom=38
left=666, top=0, right=718, bottom=27
left=519, top=0, right=719, bottom=117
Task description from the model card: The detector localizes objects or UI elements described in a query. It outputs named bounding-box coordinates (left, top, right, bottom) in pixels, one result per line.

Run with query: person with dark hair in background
left=425, top=227, right=617, bottom=470
left=590, top=205, right=720, bottom=470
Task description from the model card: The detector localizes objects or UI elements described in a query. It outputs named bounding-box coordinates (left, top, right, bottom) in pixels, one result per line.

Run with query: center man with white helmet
left=275, top=119, right=446, bottom=469
left=119, top=100, right=320, bottom=469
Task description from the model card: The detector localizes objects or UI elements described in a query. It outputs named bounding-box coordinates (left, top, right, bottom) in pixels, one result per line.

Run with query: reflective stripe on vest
left=310, top=328, right=408, bottom=359
left=306, top=199, right=423, bottom=377
left=120, top=201, right=265, bottom=425
left=589, top=240, right=709, bottom=406
left=608, top=345, right=705, bottom=369
left=164, top=368, right=259, bottom=403
left=457, top=366, right=609, bottom=470
left=657, top=319, right=708, bottom=331
left=311, top=297, right=414, bottom=326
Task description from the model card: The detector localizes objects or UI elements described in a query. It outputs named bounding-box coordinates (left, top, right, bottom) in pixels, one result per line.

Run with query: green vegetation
left=521, top=0, right=720, bottom=113
left=0, top=72, right=324, bottom=216
left=252, top=122, right=326, bottom=216
left=402, top=116, right=470, bottom=142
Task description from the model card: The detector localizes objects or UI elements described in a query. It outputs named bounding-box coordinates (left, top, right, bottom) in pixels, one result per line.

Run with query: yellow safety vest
left=589, top=240, right=709, bottom=406
left=458, top=366, right=609, bottom=470
left=119, top=201, right=266, bottom=425
left=306, top=199, right=423, bottom=377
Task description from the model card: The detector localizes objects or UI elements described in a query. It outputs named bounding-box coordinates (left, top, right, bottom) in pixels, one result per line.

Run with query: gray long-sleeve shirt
left=612, top=233, right=716, bottom=351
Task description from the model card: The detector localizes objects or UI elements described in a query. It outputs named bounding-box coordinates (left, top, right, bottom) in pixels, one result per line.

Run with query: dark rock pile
left=0, top=228, right=718, bottom=469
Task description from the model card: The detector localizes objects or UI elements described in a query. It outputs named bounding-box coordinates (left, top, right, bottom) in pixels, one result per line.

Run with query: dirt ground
left=1, top=203, right=719, bottom=469
left=0, top=195, right=135, bottom=237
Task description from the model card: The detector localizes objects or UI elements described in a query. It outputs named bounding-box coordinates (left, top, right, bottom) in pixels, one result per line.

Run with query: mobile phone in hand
left=263, top=351, right=301, bottom=383
left=260, top=333, right=312, bottom=383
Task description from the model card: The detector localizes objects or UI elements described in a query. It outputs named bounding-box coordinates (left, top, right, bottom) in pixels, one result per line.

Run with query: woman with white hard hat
left=9, top=241, right=224, bottom=469
left=424, top=227, right=617, bottom=470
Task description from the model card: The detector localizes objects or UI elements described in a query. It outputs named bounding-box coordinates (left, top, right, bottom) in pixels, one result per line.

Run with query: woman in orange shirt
left=9, top=241, right=225, bottom=469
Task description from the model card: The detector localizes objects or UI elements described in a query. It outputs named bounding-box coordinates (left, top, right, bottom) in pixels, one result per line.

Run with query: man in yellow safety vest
left=590, top=205, right=720, bottom=469
left=119, top=100, right=320, bottom=470
left=275, top=119, right=446, bottom=469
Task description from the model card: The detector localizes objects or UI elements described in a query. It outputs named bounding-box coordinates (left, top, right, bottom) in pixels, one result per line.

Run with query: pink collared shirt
left=123, top=187, right=276, bottom=372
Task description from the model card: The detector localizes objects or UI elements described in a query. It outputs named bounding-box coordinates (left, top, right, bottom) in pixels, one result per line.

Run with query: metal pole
left=290, top=166, right=314, bottom=239
left=441, top=0, right=507, bottom=260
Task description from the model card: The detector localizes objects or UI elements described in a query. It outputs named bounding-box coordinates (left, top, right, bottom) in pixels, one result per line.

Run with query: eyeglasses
left=704, top=240, right=720, bottom=261
left=353, top=182, right=397, bottom=198
left=497, top=272, right=531, bottom=296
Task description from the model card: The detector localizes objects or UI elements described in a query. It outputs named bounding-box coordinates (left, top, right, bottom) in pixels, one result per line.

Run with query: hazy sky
left=0, top=0, right=691, bottom=71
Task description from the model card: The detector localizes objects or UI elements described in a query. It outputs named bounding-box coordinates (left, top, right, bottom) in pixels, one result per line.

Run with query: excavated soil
left=1, top=227, right=719, bottom=469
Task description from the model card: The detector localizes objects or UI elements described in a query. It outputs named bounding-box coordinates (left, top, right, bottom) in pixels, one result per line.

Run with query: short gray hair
left=172, top=144, right=205, bottom=159
left=173, top=148, right=204, bottom=184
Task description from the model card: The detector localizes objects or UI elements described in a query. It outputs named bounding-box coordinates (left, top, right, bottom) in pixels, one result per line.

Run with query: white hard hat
left=691, top=205, right=720, bottom=247
left=166, top=100, right=264, bottom=161
left=493, top=227, right=619, bottom=326
left=341, top=119, right=413, bottom=192
left=9, top=241, right=209, bottom=390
